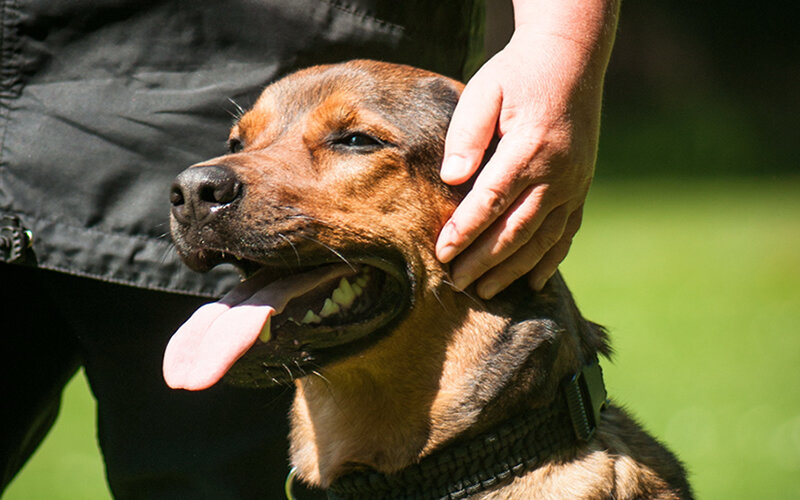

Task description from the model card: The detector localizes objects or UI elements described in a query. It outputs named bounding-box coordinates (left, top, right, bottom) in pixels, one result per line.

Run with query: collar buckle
left=564, top=360, right=608, bottom=441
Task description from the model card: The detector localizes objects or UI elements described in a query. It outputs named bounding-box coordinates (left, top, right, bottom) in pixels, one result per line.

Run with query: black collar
left=323, top=362, right=607, bottom=500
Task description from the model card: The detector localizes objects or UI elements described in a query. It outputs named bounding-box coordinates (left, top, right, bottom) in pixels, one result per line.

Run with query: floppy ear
left=413, top=76, right=484, bottom=201
left=417, top=76, right=464, bottom=127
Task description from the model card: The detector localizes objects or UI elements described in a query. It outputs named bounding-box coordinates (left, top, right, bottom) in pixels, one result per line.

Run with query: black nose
left=170, top=165, right=242, bottom=225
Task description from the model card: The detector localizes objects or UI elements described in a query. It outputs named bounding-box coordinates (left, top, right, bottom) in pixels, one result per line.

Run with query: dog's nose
left=170, top=165, right=242, bottom=225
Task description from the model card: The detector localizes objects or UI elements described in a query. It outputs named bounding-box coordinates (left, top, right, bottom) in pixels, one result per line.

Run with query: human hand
left=436, top=13, right=616, bottom=299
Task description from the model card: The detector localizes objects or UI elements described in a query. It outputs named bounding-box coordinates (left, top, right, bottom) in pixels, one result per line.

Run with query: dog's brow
left=235, top=108, right=281, bottom=148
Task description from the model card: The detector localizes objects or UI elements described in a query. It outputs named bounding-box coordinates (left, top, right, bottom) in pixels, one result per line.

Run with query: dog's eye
left=227, top=137, right=244, bottom=154
left=332, top=132, right=383, bottom=150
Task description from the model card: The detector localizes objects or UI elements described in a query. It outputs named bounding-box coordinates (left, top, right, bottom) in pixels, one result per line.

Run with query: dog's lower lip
left=181, top=247, right=265, bottom=277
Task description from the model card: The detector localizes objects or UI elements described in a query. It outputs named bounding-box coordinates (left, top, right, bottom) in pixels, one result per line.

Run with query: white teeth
left=332, top=278, right=356, bottom=308
left=319, top=298, right=340, bottom=318
left=258, top=316, right=271, bottom=343
left=296, top=270, right=371, bottom=324
left=301, top=310, right=322, bottom=324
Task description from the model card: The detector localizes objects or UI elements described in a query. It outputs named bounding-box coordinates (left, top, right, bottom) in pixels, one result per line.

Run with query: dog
left=163, top=60, right=692, bottom=499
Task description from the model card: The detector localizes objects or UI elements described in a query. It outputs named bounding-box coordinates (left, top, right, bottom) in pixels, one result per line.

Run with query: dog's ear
left=415, top=76, right=463, bottom=128
left=413, top=76, right=485, bottom=202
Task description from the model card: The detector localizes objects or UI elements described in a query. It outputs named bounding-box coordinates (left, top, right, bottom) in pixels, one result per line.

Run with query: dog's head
left=164, top=60, right=611, bottom=482
left=166, top=60, right=474, bottom=387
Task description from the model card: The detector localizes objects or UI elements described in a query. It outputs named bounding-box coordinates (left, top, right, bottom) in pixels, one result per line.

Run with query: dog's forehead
left=238, top=61, right=462, bottom=138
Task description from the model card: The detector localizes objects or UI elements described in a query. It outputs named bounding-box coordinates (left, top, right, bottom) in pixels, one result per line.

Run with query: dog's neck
left=288, top=275, right=591, bottom=488
left=290, top=306, right=510, bottom=486
left=324, top=360, right=606, bottom=499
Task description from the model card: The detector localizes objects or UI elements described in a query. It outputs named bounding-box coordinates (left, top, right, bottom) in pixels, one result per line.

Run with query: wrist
left=510, top=0, right=620, bottom=70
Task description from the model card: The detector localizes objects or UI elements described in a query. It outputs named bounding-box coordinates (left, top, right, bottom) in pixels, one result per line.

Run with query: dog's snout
left=170, top=164, right=242, bottom=225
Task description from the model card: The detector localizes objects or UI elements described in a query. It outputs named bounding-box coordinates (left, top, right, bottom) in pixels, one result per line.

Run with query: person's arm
left=436, top=0, right=620, bottom=298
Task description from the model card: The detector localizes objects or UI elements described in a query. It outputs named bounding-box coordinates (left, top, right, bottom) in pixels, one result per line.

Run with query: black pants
left=1, top=263, right=324, bottom=499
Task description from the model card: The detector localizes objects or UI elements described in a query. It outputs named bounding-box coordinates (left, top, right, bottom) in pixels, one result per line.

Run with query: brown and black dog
left=164, top=60, right=692, bottom=499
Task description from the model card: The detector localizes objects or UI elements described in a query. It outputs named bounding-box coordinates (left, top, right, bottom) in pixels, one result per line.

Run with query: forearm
left=510, top=0, right=620, bottom=99
left=511, top=0, right=620, bottom=51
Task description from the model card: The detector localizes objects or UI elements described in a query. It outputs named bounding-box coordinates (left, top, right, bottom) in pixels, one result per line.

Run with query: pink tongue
left=163, top=265, right=351, bottom=390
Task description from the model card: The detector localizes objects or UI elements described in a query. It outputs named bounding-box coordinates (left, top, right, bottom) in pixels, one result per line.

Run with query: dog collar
left=301, top=361, right=608, bottom=500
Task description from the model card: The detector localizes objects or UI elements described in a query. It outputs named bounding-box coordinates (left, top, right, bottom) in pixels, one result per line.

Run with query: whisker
left=262, top=384, right=294, bottom=406
left=277, top=233, right=302, bottom=266
left=431, top=285, right=448, bottom=312
left=442, top=277, right=483, bottom=307
left=310, top=369, right=332, bottom=387
left=159, top=242, right=178, bottom=265
left=226, top=97, right=246, bottom=120
left=304, top=364, right=346, bottom=414
left=297, top=234, right=356, bottom=272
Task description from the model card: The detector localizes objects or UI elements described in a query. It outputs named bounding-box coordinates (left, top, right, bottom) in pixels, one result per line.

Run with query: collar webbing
left=322, top=361, right=607, bottom=500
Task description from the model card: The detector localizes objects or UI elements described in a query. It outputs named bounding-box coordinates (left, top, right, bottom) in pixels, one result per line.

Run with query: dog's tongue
left=163, top=265, right=350, bottom=391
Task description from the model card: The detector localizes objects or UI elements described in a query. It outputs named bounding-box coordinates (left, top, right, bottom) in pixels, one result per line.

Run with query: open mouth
left=163, top=249, right=410, bottom=389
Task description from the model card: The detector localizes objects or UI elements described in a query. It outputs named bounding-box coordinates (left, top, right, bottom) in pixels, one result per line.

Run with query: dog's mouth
left=163, top=250, right=410, bottom=389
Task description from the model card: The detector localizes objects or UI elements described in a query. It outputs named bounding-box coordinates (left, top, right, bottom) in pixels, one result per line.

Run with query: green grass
left=5, top=370, right=110, bottom=499
left=564, top=177, right=800, bottom=499
left=6, top=177, right=800, bottom=499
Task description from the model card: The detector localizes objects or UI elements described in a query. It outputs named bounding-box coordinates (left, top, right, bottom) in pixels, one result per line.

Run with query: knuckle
left=508, top=217, right=538, bottom=245
left=478, top=186, right=509, bottom=217
left=492, top=224, right=534, bottom=257
left=472, top=257, right=495, bottom=276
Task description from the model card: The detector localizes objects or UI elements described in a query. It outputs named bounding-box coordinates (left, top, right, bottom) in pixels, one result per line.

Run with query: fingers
left=446, top=201, right=583, bottom=299
left=436, top=52, right=592, bottom=299
left=440, top=70, right=502, bottom=185
left=446, top=182, right=552, bottom=288
left=526, top=204, right=584, bottom=292
left=463, top=202, right=570, bottom=299
left=436, top=134, right=536, bottom=265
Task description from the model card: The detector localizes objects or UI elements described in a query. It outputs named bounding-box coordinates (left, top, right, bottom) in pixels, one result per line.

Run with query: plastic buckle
left=0, top=215, right=34, bottom=264
left=564, top=361, right=608, bottom=442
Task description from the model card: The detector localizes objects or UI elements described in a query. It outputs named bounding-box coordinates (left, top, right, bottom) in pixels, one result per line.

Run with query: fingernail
left=441, top=155, right=467, bottom=183
left=438, top=244, right=458, bottom=263
left=437, top=222, right=458, bottom=262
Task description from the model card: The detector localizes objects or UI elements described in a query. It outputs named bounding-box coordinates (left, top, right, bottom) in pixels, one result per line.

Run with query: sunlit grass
left=5, top=369, right=110, bottom=499
left=6, top=177, right=800, bottom=499
left=563, top=177, right=800, bottom=499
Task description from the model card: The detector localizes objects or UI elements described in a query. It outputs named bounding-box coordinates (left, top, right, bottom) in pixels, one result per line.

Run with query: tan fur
left=175, top=60, right=691, bottom=498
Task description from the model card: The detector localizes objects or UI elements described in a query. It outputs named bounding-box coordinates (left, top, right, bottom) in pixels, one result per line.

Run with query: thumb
left=441, top=71, right=502, bottom=185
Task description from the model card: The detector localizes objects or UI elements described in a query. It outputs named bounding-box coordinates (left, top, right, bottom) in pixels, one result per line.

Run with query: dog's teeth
left=356, top=275, right=368, bottom=288
left=332, top=278, right=356, bottom=308
left=319, top=298, right=340, bottom=318
left=258, top=317, right=271, bottom=343
left=352, top=283, right=363, bottom=296
left=301, top=310, right=322, bottom=324
left=235, top=255, right=242, bottom=261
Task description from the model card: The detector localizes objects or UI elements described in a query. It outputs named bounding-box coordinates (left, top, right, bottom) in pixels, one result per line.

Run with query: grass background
left=5, top=177, right=799, bottom=499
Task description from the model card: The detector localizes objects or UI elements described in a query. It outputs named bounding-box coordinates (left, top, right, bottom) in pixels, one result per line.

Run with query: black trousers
left=1, top=263, right=324, bottom=499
